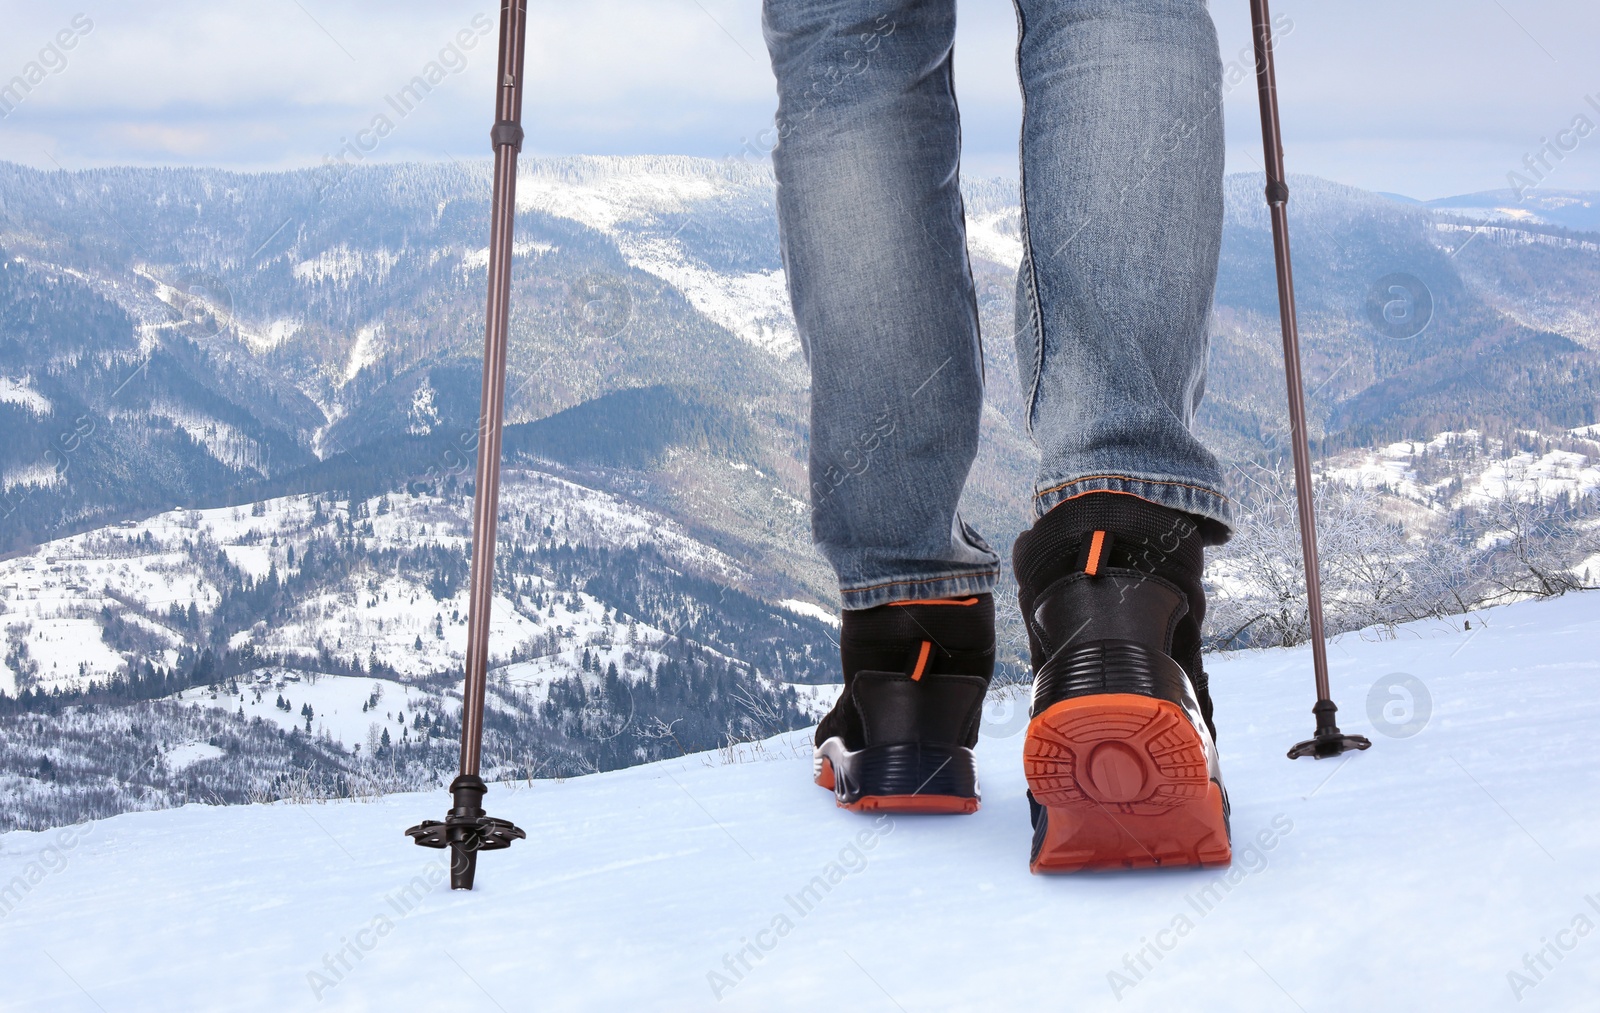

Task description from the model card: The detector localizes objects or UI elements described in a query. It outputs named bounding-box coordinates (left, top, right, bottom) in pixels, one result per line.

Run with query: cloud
left=0, top=0, right=1596, bottom=199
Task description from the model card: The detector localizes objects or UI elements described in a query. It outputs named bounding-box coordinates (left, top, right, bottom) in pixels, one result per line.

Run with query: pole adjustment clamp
left=490, top=121, right=524, bottom=152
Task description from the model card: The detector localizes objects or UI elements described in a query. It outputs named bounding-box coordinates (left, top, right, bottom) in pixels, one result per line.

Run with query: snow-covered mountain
left=1320, top=426, right=1600, bottom=515
left=0, top=457, right=842, bottom=831
left=1408, top=187, right=1600, bottom=233
left=6, top=158, right=1600, bottom=585
left=517, top=157, right=798, bottom=357
left=2, top=591, right=1597, bottom=1011
left=0, top=466, right=758, bottom=698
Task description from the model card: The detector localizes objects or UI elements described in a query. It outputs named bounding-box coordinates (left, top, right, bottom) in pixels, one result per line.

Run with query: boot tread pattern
left=1025, top=694, right=1230, bottom=872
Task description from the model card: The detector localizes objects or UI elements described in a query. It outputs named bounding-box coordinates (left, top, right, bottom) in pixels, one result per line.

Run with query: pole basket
left=406, top=774, right=526, bottom=890
left=1287, top=701, right=1373, bottom=760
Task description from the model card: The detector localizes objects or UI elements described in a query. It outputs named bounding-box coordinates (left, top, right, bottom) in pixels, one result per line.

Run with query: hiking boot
left=813, top=594, right=994, bottom=814
left=1013, top=493, right=1231, bottom=872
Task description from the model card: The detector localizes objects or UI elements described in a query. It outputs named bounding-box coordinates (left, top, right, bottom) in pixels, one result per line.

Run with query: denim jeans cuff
left=839, top=569, right=1000, bottom=610
left=1034, top=473, right=1233, bottom=545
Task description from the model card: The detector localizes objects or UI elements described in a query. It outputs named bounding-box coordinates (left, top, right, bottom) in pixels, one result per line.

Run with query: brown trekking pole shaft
left=1249, top=0, right=1370, bottom=760
left=405, top=0, right=530, bottom=884
left=459, top=0, right=529, bottom=781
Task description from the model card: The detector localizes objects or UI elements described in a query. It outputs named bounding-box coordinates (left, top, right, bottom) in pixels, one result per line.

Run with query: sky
left=0, top=0, right=1596, bottom=200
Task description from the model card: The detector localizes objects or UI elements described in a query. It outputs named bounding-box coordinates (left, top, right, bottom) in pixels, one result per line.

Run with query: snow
left=2, top=616, right=129, bottom=695
left=407, top=380, right=441, bottom=435
left=145, top=400, right=270, bottom=475
left=624, top=237, right=796, bottom=356
left=1471, top=449, right=1600, bottom=505
left=514, top=160, right=802, bottom=357
left=256, top=576, right=540, bottom=681
left=0, top=534, right=216, bottom=691
left=493, top=621, right=675, bottom=707
left=5, top=591, right=1599, bottom=1010
left=1433, top=220, right=1600, bottom=254
left=162, top=741, right=225, bottom=771
left=236, top=317, right=302, bottom=354
left=340, top=324, right=382, bottom=386
left=292, top=245, right=400, bottom=285
left=173, top=670, right=439, bottom=750
left=965, top=207, right=1025, bottom=270
left=494, top=470, right=749, bottom=585
left=1320, top=429, right=1600, bottom=510
left=1, top=460, right=62, bottom=494
left=1320, top=437, right=1438, bottom=501
left=267, top=318, right=303, bottom=346
left=778, top=598, right=839, bottom=628
left=784, top=681, right=841, bottom=720
left=459, top=239, right=554, bottom=271
left=0, top=470, right=754, bottom=694
left=219, top=544, right=273, bottom=581
left=0, top=375, right=52, bottom=415
left=517, top=166, right=724, bottom=232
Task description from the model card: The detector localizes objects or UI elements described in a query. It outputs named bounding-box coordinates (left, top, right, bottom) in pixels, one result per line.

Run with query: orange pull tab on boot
left=1078, top=530, right=1114, bottom=576
left=909, top=640, right=932, bottom=680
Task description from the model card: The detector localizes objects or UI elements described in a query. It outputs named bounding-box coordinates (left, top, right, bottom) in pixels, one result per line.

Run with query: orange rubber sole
left=841, top=795, right=980, bottom=814
left=816, top=756, right=836, bottom=790
left=1024, top=694, right=1231, bottom=873
left=814, top=757, right=980, bottom=815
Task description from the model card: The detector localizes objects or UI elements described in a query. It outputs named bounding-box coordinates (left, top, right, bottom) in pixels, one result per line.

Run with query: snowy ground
left=3, top=592, right=1598, bottom=1011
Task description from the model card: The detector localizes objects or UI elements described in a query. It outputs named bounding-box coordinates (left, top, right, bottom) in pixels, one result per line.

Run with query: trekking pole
left=405, top=0, right=530, bottom=887
left=1248, top=0, right=1371, bottom=761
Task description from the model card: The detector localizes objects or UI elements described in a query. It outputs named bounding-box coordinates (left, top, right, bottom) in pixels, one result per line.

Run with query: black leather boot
left=813, top=594, right=994, bottom=813
left=1013, top=494, right=1231, bottom=872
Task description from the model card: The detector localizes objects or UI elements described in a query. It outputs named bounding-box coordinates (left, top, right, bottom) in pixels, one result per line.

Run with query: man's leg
left=1009, top=0, right=1233, bottom=871
left=1012, top=0, right=1230, bottom=528
left=764, top=0, right=997, bottom=814
left=764, top=0, right=997, bottom=610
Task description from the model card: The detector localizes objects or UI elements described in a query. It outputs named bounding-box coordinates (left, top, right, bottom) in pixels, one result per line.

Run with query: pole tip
left=450, top=844, right=479, bottom=890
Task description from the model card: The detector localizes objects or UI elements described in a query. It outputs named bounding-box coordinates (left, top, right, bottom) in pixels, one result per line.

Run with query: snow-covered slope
left=4, top=592, right=1597, bottom=1011
left=1320, top=426, right=1600, bottom=510
left=0, top=468, right=749, bottom=697
left=517, top=156, right=799, bottom=357
left=171, top=670, right=440, bottom=754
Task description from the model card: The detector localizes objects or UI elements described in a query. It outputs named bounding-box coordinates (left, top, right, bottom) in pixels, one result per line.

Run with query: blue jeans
left=764, top=0, right=1230, bottom=610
